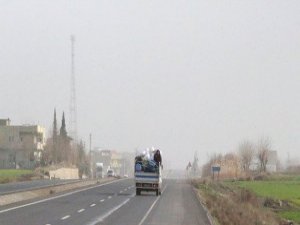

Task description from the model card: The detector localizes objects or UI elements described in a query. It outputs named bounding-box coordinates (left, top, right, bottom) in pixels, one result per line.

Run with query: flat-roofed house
left=0, top=119, right=46, bottom=169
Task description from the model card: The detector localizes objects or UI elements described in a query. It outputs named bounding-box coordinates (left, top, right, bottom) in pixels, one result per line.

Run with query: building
left=266, top=150, right=278, bottom=172
left=110, top=151, right=123, bottom=175
left=92, top=149, right=112, bottom=174
left=91, top=148, right=134, bottom=177
left=0, top=118, right=46, bottom=169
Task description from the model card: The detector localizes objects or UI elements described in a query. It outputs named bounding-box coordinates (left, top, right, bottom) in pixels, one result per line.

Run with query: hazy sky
left=1, top=1, right=300, bottom=169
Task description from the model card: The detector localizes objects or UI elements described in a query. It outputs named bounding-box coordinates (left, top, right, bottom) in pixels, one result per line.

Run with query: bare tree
left=239, top=141, right=254, bottom=173
left=257, top=137, right=272, bottom=172
left=224, top=152, right=240, bottom=177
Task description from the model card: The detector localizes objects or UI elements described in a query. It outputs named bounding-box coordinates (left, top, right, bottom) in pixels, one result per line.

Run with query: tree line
left=202, top=137, right=275, bottom=177
left=40, top=109, right=90, bottom=176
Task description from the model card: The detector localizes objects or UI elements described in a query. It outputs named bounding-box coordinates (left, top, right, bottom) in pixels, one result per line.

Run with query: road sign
left=212, top=166, right=221, bottom=172
left=211, top=166, right=221, bottom=180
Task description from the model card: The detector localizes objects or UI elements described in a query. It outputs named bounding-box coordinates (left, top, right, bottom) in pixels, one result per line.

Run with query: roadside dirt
left=192, top=179, right=285, bottom=225
left=0, top=178, right=116, bottom=206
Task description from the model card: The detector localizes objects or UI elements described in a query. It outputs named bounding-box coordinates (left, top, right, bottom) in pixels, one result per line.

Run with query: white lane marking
left=100, top=199, right=105, bottom=202
left=78, top=208, right=85, bottom=213
left=0, top=179, right=124, bottom=214
left=90, top=203, right=96, bottom=207
left=119, top=190, right=123, bottom=193
left=61, top=215, right=70, bottom=220
left=85, top=198, right=130, bottom=225
left=45, top=224, right=51, bottom=225
left=137, top=184, right=168, bottom=225
left=108, top=196, right=112, bottom=199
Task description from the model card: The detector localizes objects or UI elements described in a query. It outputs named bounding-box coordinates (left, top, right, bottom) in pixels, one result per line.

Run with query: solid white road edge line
left=137, top=184, right=168, bottom=225
left=0, top=179, right=123, bottom=214
left=85, top=198, right=130, bottom=225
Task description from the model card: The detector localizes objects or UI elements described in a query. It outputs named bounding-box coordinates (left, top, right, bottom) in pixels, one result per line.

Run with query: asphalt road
left=0, top=179, right=79, bottom=195
left=0, top=179, right=211, bottom=225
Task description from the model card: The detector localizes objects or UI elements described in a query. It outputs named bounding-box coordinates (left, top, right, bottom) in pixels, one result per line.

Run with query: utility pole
left=89, top=133, right=93, bottom=179
left=70, top=35, right=78, bottom=144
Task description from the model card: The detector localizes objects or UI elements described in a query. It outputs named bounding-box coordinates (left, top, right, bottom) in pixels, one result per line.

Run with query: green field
left=231, top=176, right=300, bottom=223
left=235, top=178, right=300, bottom=206
left=0, top=169, right=34, bottom=183
left=279, top=211, right=300, bottom=223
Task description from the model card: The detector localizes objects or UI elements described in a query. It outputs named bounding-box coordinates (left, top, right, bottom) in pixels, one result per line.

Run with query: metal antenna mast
left=70, top=35, right=78, bottom=143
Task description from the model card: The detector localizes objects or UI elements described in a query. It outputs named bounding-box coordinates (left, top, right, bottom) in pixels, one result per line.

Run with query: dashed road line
left=100, top=199, right=105, bottom=202
left=119, top=190, right=123, bottom=193
left=90, top=203, right=96, bottom=207
left=61, top=215, right=70, bottom=220
left=108, top=196, right=112, bottom=199
left=137, top=184, right=168, bottom=225
left=78, top=208, right=85, bottom=213
left=85, top=198, right=130, bottom=225
left=124, top=188, right=127, bottom=191
left=0, top=179, right=122, bottom=214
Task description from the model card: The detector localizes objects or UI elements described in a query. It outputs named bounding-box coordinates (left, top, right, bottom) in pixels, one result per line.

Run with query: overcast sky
left=1, top=0, right=300, bottom=169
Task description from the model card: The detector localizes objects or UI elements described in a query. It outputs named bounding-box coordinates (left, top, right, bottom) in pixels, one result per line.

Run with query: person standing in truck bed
left=154, top=149, right=162, bottom=167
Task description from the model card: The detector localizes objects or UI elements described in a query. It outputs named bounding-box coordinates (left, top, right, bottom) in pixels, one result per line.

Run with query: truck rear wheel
left=156, top=189, right=159, bottom=196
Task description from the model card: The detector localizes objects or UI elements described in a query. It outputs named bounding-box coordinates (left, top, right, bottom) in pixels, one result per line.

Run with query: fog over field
left=1, top=1, right=300, bottom=169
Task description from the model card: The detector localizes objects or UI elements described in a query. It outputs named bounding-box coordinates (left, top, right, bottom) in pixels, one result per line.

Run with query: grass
left=234, top=179, right=300, bottom=206
left=229, top=175, right=300, bottom=223
left=193, top=179, right=281, bottom=225
left=279, top=211, right=300, bottom=222
left=0, top=169, right=34, bottom=183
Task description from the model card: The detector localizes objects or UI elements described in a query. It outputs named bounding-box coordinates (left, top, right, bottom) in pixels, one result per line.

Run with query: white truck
left=95, top=163, right=104, bottom=178
left=134, top=161, right=162, bottom=196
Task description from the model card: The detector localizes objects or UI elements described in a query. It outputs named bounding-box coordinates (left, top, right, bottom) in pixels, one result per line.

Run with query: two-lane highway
left=0, top=179, right=211, bottom=225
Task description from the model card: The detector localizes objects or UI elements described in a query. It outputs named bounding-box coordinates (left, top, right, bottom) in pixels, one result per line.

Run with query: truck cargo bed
left=134, top=165, right=162, bottom=196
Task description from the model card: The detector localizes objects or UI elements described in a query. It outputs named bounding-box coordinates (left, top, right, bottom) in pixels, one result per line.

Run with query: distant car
left=123, top=174, right=129, bottom=178
left=107, top=169, right=115, bottom=177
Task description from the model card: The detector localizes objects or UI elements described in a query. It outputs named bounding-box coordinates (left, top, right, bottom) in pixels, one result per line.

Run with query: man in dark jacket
left=154, top=149, right=162, bottom=166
